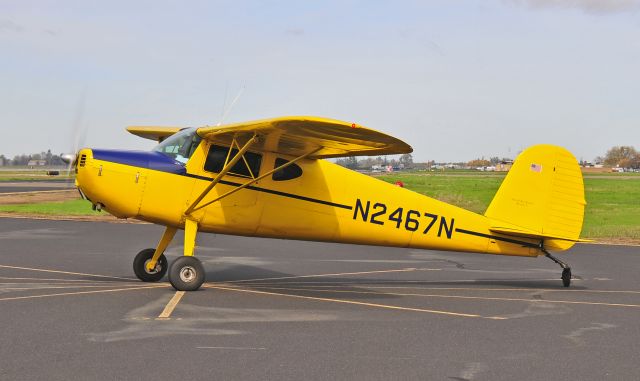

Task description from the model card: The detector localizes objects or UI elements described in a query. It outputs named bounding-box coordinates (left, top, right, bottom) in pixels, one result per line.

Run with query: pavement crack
left=449, top=362, right=488, bottom=381
left=501, top=301, right=572, bottom=319
left=563, top=323, right=617, bottom=347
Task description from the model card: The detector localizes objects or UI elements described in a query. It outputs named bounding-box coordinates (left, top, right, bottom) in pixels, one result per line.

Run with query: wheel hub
left=144, top=259, right=161, bottom=274
left=179, top=266, right=197, bottom=283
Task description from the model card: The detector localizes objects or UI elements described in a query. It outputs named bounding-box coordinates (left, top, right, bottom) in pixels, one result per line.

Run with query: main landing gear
left=542, top=247, right=572, bottom=287
left=132, top=221, right=206, bottom=291
left=168, top=256, right=205, bottom=291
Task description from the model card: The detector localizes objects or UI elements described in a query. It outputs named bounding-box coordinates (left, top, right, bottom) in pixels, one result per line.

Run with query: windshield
left=152, top=128, right=202, bottom=164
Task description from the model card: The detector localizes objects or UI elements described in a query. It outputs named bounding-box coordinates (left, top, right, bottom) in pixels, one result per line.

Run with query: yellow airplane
left=73, top=116, right=586, bottom=291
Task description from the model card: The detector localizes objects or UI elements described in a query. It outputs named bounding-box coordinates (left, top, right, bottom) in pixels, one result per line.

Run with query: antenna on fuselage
left=216, top=84, right=245, bottom=127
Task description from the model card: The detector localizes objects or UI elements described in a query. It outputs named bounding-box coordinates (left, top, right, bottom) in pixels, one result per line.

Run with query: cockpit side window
left=272, top=157, right=303, bottom=181
left=153, top=128, right=202, bottom=165
left=204, top=144, right=262, bottom=178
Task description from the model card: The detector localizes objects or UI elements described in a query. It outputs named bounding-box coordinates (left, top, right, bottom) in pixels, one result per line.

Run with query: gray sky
left=1, top=0, right=639, bottom=162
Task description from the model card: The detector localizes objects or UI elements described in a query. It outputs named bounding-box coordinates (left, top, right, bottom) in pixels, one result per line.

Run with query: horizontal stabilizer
left=489, top=224, right=593, bottom=243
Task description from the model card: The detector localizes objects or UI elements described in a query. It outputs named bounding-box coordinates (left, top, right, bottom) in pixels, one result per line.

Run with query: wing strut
left=184, top=133, right=258, bottom=215
left=188, top=146, right=322, bottom=213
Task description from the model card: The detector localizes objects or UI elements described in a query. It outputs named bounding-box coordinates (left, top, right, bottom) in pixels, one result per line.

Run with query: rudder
left=485, top=144, right=586, bottom=251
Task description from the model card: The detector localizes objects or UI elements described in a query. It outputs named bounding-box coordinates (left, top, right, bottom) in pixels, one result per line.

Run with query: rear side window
left=273, top=158, right=303, bottom=181
left=204, top=144, right=262, bottom=178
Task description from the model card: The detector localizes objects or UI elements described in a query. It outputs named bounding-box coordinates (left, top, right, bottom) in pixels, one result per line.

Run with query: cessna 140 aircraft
left=72, top=116, right=586, bottom=291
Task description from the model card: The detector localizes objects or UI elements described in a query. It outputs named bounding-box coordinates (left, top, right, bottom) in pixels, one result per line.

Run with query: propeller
left=60, top=91, right=88, bottom=186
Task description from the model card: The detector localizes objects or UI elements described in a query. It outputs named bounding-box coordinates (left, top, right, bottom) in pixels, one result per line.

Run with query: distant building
left=27, top=160, right=47, bottom=166
left=496, top=160, right=513, bottom=172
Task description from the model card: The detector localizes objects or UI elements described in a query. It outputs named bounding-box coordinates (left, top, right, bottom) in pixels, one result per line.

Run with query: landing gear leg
left=543, top=248, right=572, bottom=287
left=168, top=219, right=205, bottom=291
left=133, top=226, right=177, bottom=282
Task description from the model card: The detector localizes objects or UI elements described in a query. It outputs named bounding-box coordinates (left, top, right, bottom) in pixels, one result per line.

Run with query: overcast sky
left=1, top=0, right=639, bottom=162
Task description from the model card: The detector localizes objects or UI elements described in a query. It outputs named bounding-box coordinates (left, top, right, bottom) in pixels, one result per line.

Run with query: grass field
left=378, top=172, right=640, bottom=240
left=0, top=199, right=100, bottom=215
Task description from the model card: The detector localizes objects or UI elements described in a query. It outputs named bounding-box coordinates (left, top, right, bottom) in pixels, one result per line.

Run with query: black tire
left=562, top=268, right=571, bottom=288
left=169, top=256, right=205, bottom=291
left=133, top=248, right=168, bottom=282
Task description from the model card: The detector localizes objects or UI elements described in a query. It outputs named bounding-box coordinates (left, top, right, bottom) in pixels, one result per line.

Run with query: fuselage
left=75, top=136, right=543, bottom=258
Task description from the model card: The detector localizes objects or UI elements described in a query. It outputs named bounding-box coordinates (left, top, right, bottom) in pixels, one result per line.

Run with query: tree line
left=596, top=146, right=639, bottom=169
left=335, top=153, right=415, bottom=170
left=466, top=146, right=639, bottom=169
left=335, top=146, right=639, bottom=170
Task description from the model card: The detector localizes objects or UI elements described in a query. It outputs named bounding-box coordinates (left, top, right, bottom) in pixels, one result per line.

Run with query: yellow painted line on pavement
left=236, top=278, right=582, bottom=286
left=247, top=285, right=640, bottom=309
left=244, top=284, right=640, bottom=295
left=363, top=286, right=640, bottom=294
left=0, top=284, right=156, bottom=292
left=0, top=276, right=138, bottom=283
left=157, top=291, right=186, bottom=319
left=0, top=264, right=136, bottom=281
left=207, top=284, right=505, bottom=320
left=0, top=284, right=167, bottom=302
left=225, top=267, right=441, bottom=284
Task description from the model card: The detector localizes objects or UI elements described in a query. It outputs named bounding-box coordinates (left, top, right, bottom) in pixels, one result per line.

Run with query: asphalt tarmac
left=0, top=217, right=638, bottom=380
left=0, top=180, right=73, bottom=193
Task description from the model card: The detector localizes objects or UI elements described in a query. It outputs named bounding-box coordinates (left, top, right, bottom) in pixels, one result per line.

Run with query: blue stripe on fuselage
left=91, top=149, right=186, bottom=174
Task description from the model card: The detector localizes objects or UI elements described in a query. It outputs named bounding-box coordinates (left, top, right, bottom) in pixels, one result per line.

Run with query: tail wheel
left=169, top=256, right=205, bottom=291
left=562, top=268, right=572, bottom=288
left=544, top=250, right=572, bottom=288
left=133, top=248, right=168, bottom=282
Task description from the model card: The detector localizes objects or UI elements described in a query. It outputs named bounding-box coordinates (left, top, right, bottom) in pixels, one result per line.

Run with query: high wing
left=126, top=126, right=183, bottom=142
left=196, top=116, right=412, bottom=159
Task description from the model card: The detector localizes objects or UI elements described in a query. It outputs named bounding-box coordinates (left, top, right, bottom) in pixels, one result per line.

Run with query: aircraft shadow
left=203, top=265, right=588, bottom=302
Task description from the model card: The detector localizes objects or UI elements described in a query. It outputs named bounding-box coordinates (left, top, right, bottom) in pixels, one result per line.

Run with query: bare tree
left=604, top=146, right=637, bottom=167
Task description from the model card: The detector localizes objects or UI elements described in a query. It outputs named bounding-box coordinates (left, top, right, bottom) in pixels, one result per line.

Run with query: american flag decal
left=530, top=163, right=542, bottom=173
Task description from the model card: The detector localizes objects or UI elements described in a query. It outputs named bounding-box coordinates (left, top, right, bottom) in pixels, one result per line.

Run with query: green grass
left=378, top=173, right=504, bottom=214
left=582, top=178, right=640, bottom=239
left=378, top=173, right=640, bottom=240
left=0, top=199, right=100, bottom=215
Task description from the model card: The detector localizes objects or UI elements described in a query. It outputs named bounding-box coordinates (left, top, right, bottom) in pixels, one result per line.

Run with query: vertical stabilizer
left=485, top=145, right=586, bottom=251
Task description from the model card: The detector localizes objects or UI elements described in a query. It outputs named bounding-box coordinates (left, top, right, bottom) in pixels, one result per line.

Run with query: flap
left=196, top=116, right=412, bottom=159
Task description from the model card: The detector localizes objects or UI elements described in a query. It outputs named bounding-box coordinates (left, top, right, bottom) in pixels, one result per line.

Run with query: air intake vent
left=79, top=154, right=87, bottom=167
